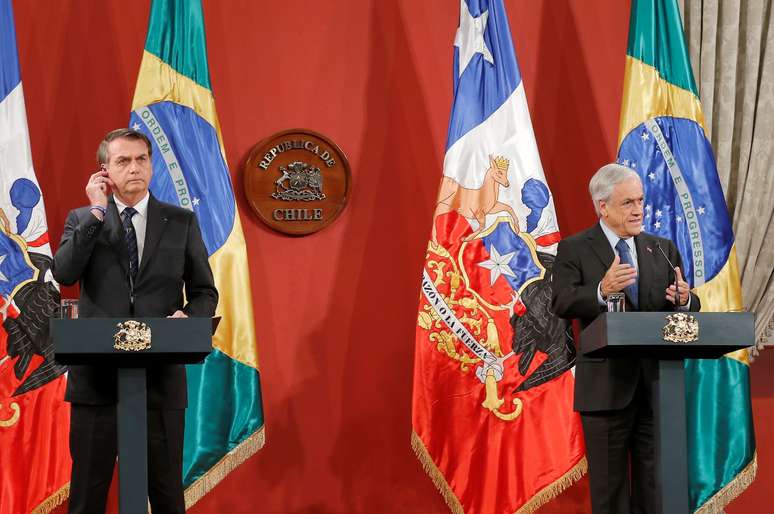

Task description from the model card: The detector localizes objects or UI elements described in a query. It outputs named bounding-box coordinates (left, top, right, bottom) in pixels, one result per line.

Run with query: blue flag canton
left=446, top=0, right=522, bottom=150
left=0, top=0, right=21, bottom=103
left=618, top=116, right=734, bottom=286
left=130, top=101, right=236, bottom=257
left=481, top=221, right=542, bottom=292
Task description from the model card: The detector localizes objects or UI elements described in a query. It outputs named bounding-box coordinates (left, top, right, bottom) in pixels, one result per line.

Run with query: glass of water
left=606, top=292, right=625, bottom=313
left=60, top=299, right=79, bottom=319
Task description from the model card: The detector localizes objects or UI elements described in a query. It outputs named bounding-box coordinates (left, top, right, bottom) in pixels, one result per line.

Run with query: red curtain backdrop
left=11, top=1, right=770, bottom=513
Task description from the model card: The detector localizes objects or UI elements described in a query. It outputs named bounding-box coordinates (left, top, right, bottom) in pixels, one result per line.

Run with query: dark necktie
left=615, top=238, right=639, bottom=309
left=122, top=207, right=139, bottom=281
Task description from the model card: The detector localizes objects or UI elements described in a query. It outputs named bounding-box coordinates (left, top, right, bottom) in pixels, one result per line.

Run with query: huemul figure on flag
left=0, top=0, right=71, bottom=512
left=616, top=0, right=756, bottom=511
left=552, top=163, right=701, bottom=513
left=412, top=1, right=586, bottom=513
left=52, top=128, right=218, bottom=513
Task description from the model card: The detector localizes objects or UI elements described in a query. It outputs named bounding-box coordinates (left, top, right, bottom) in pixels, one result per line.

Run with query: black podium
left=52, top=317, right=214, bottom=514
left=581, top=312, right=754, bottom=514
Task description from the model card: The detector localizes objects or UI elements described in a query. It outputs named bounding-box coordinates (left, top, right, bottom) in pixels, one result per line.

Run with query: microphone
left=655, top=242, right=680, bottom=307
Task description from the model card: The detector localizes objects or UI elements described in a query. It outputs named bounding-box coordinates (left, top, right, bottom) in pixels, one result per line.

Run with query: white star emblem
left=192, top=197, right=200, bottom=206
left=641, top=131, right=650, bottom=142
left=648, top=172, right=656, bottom=181
left=454, top=0, right=494, bottom=77
left=697, top=206, right=706, bottom=215
left=132, top=122, right=141, bottom=131
left=654, top=220, right=661, bottom=229
left=645, top=204, right=652, bottom=211
left=655, top=209, right=662, bottom=218
left=477, top=245, right=516, bottom=286
left=676, top=215, right=683, bottom=223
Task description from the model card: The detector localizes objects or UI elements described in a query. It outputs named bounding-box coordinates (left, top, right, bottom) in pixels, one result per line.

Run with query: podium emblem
left=663, top=313, right=699, bottom=343
left=113, top=321, right=152, bottom=351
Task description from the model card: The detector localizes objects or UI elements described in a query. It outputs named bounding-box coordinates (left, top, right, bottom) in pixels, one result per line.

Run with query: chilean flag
left=412, top=1, right=586, bottom=513
left=0, top=1, right=71, bottom=513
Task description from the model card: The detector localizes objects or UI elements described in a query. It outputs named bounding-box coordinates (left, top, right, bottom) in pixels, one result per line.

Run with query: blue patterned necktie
left=121, top=207, right=139, bottom=281
left=615, top=238, right=639, bottom=309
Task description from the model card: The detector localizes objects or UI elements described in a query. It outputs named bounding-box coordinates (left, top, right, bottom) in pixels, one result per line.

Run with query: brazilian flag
left=130, top=0, right=265, bottom=507
left=617, top=0, right=756, bottom=511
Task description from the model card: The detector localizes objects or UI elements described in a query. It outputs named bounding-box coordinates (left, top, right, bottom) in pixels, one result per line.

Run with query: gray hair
left=588, top=163, right=641, bottom=216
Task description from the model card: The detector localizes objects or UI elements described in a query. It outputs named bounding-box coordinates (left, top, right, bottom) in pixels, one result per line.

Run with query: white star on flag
left=0, top=254, right=7, bottom=282
left=654, top=220, right=661, bottom=229
left=192, top=197, right=200, bottom=206
left=676, top=215, right=683, bottom=223
left=132, top=122, right=141, bottom=131
left=645, top=204, right=652, bottom=211
left=697, top=206, right=706, bottom=215
left=648, top=172, right=656, bottom=181
left=454, top=0, right=494, bottom=77
left=655, top=209, right=662, bottom=218
left=477, top=245, right=516, bottom=286
left=641, top=131, right=650, bottom=141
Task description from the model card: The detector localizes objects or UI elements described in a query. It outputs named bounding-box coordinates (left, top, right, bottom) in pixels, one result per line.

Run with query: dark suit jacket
left=52, top=195, right=218, bottom=408
left=551, top=223, right=700, bottom=412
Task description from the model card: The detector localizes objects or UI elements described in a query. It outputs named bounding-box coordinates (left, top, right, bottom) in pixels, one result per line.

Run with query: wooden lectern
left=581, top=312, right=754, bottom=514
left=52, top=317, right=215, bottom=514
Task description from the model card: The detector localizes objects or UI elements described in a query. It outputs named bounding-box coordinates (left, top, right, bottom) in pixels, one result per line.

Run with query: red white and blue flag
left=0, top=1, right=71, bottom=512
left=412, top=1, right=586, bottom=512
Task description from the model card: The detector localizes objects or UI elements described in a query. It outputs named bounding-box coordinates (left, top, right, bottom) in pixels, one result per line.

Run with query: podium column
left=117, top=368, right=149, bottom=513
left=655, top=359, right=690, bottom=514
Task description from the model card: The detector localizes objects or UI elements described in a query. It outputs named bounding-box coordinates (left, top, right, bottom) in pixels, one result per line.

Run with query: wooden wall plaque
left=243, top=129, right=351, bottom=236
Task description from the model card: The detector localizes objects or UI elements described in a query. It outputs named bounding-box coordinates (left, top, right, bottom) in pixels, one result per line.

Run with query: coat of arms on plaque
left=273, top=161, right=326, bottom=202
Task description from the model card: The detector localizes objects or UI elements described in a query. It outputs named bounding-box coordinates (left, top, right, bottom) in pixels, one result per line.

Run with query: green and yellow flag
left=617, top=0, right=756, bottom=511
left=130, top=0, right=265, bottom=507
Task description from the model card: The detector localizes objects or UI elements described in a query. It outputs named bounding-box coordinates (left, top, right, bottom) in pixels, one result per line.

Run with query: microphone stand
left=656, top=243, right=680, bottom=307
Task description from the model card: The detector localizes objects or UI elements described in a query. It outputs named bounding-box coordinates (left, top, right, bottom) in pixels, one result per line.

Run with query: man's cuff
left=597, top=282, right=606, bottom=306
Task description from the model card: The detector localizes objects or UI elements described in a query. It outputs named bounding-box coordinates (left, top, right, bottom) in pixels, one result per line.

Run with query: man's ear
left=598, top=201, right=607, bottom=218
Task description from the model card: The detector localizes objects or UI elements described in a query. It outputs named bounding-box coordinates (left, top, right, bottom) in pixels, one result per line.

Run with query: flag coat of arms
left=130, top=0, right=265, bottom=508
left=0, top=0, right=71, bottom=512
left=412, top=1, right=586, bottom=513
left=616, top=1, right=756, bottom=511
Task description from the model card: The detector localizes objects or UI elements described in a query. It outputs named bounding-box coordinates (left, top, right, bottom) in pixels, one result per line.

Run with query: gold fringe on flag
left=515, top=457, right=587, bottom=514
left=695, top=452, right=757, bottom=514
left=31, top=483, right=70, bottom=514
left=184, top=426, right=266, bottom=509
left=411, top=431, right=464, bottom=514
left=412, top=431, right=586, bottom=514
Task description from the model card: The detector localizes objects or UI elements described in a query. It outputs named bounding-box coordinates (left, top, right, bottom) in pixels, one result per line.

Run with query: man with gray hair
left=551, top=163, right=700, bottom=514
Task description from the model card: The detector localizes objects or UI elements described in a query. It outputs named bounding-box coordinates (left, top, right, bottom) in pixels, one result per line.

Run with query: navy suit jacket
left=52, top=194, right=218, bottom=408
left=551, top=223, right=700, bottom=411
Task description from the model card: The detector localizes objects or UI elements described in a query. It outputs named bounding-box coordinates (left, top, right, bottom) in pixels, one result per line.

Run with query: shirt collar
left=114, top=192, right=150, bottom=218
left=599, top=219, right=636, bottom=254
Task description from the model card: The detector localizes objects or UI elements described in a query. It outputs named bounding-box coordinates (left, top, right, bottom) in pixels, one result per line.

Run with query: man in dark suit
left=551, top=163, right=700, bottom=514
left=53, top=128, right=218, bottom=514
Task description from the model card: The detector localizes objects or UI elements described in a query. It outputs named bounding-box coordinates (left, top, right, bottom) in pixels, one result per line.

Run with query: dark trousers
left=67, top=404, right=186, bottom=514
left=580, top=364, right=657, bottom=514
